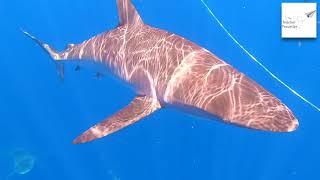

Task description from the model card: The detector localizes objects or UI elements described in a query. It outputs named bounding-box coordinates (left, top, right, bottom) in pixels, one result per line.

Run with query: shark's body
left=24, top=0, right=298, bottom=144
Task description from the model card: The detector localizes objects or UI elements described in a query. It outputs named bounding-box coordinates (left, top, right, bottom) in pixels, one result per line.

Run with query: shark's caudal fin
left=73, top=95, right=161, bottom=144
left=117, top=0, right=144, bottom=26
left=21, top=29, right=62, bottom=60
left=21, top=29, right=65, bottom=80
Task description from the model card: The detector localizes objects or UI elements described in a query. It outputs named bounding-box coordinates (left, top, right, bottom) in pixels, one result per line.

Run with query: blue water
left=0, top=0, right=319, bottom=179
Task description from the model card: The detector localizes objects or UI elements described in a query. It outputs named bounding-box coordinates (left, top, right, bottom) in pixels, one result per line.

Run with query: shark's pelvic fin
left=117, top=0, right=143, bottom=26
left=73, top=95, right=161, bottom=144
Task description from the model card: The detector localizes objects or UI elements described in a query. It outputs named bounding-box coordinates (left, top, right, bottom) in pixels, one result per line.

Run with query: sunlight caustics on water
left=200, top=0, right=320, bottom=112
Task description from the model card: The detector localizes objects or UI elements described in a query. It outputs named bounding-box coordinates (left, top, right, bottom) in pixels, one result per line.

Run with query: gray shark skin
left=23, top=0, right=298, bottom=144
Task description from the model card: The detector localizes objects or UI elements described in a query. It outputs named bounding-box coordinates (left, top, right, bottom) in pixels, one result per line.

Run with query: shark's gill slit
left=200, top=0, right=320, bottom=112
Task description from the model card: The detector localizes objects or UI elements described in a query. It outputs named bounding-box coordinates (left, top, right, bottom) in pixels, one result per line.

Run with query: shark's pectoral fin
left=117, top=0, right=143, bottom=26
left=73, top=95, right=161, bottom=144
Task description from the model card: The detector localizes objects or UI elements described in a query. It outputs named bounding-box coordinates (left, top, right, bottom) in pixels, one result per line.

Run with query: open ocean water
left=0, top=0, right=319, bottom=179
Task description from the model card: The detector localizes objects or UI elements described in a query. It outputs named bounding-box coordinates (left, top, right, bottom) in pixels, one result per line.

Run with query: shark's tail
left=21, top=29, right=65, bottom=80
left=21, top=29, right=62, bottom=60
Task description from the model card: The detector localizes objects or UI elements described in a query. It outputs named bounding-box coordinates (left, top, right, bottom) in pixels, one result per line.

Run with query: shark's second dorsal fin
left=117, top=0, right=143, bottom=26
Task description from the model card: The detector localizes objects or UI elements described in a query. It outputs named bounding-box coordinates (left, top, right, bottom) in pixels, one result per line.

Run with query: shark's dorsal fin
left=117, top=0, right=143, bottom=26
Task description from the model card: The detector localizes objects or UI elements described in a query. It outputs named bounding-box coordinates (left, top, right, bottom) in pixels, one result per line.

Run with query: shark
left=23, top=0, right=298, bottom=144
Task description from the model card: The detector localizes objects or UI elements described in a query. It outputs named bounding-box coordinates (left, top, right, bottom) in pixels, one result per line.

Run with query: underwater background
left=0, top=0, right=319, bottom=179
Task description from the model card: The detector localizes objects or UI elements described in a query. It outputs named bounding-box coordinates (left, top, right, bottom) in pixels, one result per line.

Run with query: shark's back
left=163, top=49, right=298, bottom=132
left=120, top=24, right=205, bottom=99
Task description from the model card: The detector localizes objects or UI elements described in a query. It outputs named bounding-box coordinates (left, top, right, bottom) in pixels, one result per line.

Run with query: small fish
left=95, top=72, right=104, bottom=79
left=75, top=65, right=81, bottom=71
